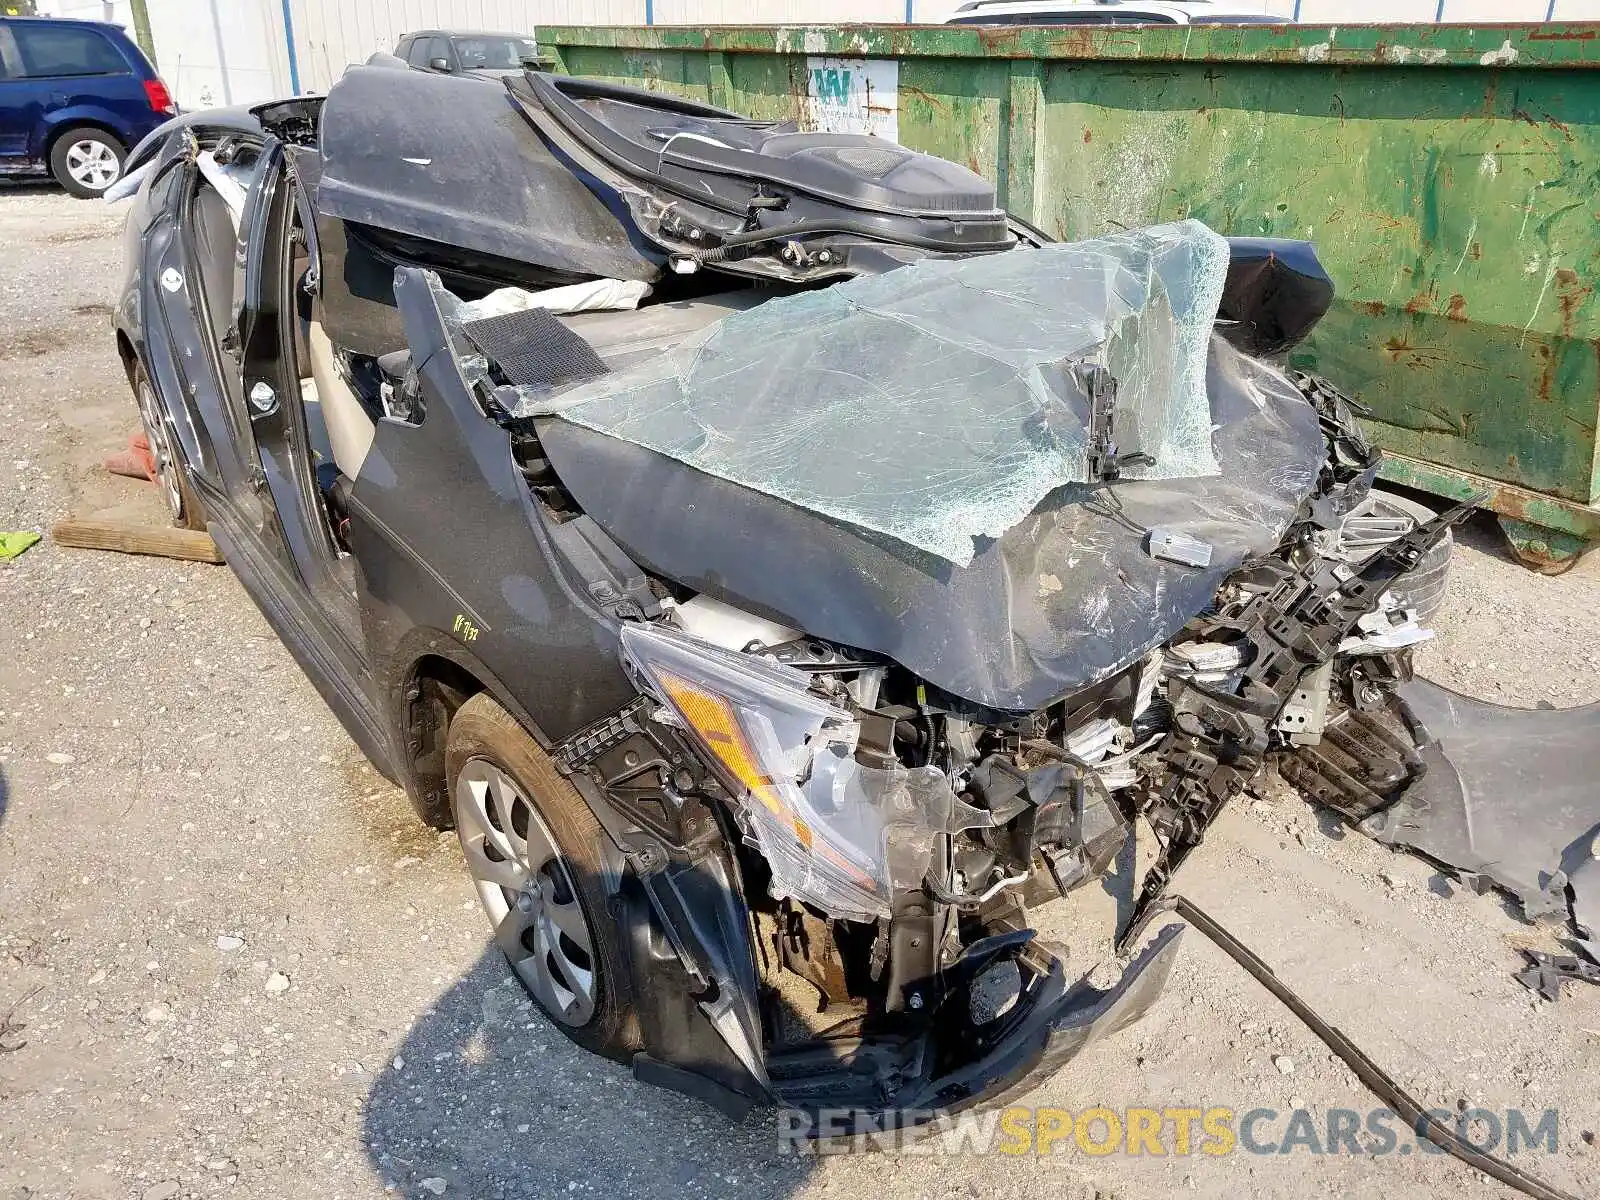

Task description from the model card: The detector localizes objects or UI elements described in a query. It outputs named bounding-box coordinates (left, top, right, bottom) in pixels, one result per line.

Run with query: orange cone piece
left=104, top=431, right=157, bottom=483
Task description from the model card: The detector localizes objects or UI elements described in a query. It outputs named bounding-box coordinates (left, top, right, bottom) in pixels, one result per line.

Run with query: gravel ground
left=3, top=186, right=1600, bottom=1200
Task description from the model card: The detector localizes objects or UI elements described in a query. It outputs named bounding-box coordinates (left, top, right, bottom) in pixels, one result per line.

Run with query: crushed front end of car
left=508, top=226, right=1463, bottom=1126
left=304, top=66, right=1469, bottom=1127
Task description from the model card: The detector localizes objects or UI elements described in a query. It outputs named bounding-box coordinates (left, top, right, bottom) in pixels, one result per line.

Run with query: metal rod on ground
left=1130, top=896, right=1580, bottom=1200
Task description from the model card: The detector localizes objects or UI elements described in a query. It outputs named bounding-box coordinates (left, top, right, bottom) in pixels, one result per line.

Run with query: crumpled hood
left=537, top=336, right=1325, bottom=713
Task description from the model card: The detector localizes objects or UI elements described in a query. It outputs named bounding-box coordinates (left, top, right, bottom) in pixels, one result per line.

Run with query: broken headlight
left=621, top=624, right=946, bottom=921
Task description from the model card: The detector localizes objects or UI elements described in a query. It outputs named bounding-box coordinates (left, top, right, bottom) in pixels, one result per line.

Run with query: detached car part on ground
left=108, top=61, right=1599, bottom=1139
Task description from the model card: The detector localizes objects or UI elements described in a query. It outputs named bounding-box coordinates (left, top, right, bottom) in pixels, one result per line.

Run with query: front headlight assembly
left=620, top=624, right=962, bottom=922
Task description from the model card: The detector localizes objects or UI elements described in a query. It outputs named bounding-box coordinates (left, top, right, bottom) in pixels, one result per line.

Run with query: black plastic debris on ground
left=1359, top=678, right=1600, bottom=919
left=1515, top=950, right=1600, bottom=1002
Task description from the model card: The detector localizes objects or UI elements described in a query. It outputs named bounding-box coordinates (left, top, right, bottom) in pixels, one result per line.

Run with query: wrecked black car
left=111, top=60, right=1479, bottom=1127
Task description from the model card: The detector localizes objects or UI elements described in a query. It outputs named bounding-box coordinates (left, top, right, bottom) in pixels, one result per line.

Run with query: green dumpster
left=540, top=21, right=1600, bottom=569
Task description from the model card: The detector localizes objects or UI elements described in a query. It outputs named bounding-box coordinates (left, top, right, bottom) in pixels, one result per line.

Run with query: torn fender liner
left=1363, top=679, right=1600, bottom=917
left=796, top=923, right=1186, bottom=1138
left=539, top=220, right=1231, bottom=567
left=538, top=335, right=1324, bottom=713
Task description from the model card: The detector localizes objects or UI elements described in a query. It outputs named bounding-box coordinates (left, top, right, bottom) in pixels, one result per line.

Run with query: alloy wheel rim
left=136, top=379, right=185, bottom=521
left=65, top=140, right=119, bottom=190
left=454, top=757, right=598, bottom=1026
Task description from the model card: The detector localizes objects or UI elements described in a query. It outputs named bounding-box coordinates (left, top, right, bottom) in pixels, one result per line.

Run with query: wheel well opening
left=45, top=120, right=125, bottom=160
left=404, top=655, right=485, bottom=826
left=115, top=332, right=137, bottom=387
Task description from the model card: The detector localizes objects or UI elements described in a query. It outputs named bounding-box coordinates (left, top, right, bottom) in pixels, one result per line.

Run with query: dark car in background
left=392, top=28, right=540, bottom=78
left=0, top=14, right=174, bottom=197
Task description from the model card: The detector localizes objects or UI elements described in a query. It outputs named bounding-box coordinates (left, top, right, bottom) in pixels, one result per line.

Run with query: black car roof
left=313, top=64, right=657, bottom=297
left=403, top=29, right=533, bottom=39
left=123, top=105, right=262, bottom=174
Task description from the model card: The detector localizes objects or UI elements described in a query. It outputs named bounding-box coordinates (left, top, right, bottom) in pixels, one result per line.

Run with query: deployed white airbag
left=459, top=279, right=652, bottom=321
left=196, top=151, right=248, bottom=231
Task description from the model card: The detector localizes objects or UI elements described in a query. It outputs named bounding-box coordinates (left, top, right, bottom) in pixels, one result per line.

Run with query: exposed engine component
left=665, top=593, right=801, bottom=652
left=606, top=380, right=1469, bottom=959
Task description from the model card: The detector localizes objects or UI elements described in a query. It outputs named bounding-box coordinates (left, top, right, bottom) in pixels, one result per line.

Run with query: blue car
left=0, top=15, right=175, bottom=197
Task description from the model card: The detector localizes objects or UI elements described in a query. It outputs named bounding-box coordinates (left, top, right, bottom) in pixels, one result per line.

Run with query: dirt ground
left=3, top=186, right=1600, bottom=1200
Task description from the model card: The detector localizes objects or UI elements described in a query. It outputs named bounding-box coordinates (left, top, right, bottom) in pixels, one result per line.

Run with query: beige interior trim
left=307, top=321, right=374, bottom=479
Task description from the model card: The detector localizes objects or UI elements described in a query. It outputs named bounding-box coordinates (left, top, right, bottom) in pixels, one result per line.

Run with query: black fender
left=1364, top=678, right=1600, bottom=917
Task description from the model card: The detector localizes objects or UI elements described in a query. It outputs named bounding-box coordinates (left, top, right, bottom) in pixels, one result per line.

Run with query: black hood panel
left=539, top=337, right=1325, bottom=714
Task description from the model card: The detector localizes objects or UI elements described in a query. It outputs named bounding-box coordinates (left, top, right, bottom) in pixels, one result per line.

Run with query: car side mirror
left=428, top=57, right=452, bottom=72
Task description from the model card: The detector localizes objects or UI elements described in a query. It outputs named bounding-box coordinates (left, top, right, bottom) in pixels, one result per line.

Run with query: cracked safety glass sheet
left=533, top=220, right=1230, bottom=566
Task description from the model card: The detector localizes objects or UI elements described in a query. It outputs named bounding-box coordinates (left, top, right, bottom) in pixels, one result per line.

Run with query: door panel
left=143, top=133, right=384, bottom=756
left=234, top=143, right=368, bottom=663
left=346, top=266, right=638, bottom=743
left=147, top=133, right=273, bottom=531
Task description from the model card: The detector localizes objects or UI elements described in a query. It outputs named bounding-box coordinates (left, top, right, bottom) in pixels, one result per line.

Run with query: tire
left=1369, top=490, right=1452, bottom=625
left=49, top=126, right=125, bottom=198
left=1332, top=488, right=1452, bottom=625
left=131, top=362, right=207, bottom=531
left=445, top=693, right=641, bottom=1061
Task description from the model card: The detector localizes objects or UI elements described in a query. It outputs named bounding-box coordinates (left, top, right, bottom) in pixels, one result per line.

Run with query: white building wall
left=144, top=0, right=279, bottom=108
left=33, top=0, right=134, bottom=25
left=918, top=0, right=1600, bottom=17
left=1251, top=0, right=1600, bottom=17
left=127, top=0, right=1600, bottom=116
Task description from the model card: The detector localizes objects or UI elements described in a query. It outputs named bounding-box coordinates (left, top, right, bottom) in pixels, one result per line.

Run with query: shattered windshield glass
left=525, top=220, right=1230, bottom=566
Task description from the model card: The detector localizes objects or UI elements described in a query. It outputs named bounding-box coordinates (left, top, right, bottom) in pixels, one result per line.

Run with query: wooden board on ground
left=51, top=514, right=223, bottom=565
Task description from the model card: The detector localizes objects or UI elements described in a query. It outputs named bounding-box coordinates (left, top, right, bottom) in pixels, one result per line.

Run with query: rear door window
left=0, top=26, right=22, bottom=78
left=11, top=23, right=128, bottom=77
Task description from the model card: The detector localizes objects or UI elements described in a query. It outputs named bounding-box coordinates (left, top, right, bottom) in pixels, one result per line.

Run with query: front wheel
left=444, top=693, right=641, bottom=1061
left=49, top=127, right=125, bottom=198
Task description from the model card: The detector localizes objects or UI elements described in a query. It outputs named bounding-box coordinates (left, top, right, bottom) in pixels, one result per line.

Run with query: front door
left=233, top=141, right=368, bottom=661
